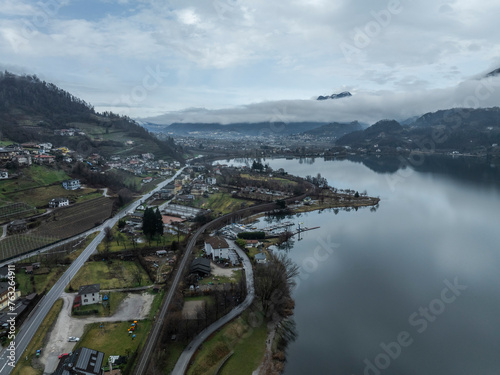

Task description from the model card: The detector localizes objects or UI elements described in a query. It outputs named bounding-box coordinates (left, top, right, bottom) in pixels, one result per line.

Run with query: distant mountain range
left=143, top=121, right=330, bottom=137
left=336, top=108, right=500, bottom=153
left=302, top=121, right=363, bottom=138
left=316, top=91, right=352, bottom=101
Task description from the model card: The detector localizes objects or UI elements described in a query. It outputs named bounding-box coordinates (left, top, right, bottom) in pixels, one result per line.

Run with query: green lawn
left=15, top=266, right=68, bottom=295
left=67, top=259, right=151, bottom=291
left=187, top=311, right=267, bottom=375
left=76, top=320, right=152, bottom=367
left=191, top=192, right=254, bottom=215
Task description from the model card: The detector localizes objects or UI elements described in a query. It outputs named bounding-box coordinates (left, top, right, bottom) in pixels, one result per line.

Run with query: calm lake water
left=226, top=156, right=500, bottom=375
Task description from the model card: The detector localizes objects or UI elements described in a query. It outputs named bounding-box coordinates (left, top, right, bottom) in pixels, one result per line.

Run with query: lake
left=225, top=156, right=500, bottom=375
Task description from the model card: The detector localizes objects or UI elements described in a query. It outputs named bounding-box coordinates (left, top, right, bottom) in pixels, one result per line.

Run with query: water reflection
left=228, top=156, right=500, bottom=375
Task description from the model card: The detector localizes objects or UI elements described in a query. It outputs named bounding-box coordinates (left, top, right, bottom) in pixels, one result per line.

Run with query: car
left=58, top=353, right=70, bottom=359
left=68, top=337, right=80, bottom=342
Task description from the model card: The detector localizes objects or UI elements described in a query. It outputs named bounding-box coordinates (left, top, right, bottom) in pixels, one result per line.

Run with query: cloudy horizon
left=1, top=0, right=500, bottom=124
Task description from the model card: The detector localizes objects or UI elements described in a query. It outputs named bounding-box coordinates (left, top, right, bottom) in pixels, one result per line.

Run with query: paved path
left=172, top=238, right=255, bottom=375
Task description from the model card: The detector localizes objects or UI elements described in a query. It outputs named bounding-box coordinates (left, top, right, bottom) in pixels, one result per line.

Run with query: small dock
left=292, top=226, right=320, bottom=236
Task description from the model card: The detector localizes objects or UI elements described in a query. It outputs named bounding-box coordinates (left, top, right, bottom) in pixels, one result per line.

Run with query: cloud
left=1, top=0, right=500, bottom=119
left=139, top=74, right=500, bottom=125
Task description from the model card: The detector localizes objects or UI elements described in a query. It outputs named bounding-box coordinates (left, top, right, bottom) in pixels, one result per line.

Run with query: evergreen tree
left=155, top=207, right=164, bottom=237
left=142, top=207, right=156, bottom=238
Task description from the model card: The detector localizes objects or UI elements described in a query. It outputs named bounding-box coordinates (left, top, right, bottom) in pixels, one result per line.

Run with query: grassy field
left=239, top=173, right=298, bottom=188
left=11, top=299, right=64, bottom=375
left=15, top=266, right=67, bottom=295
left=191, top=192, right=254, bottom=215
left=0, top=165, right=69, bottom=201
left=76, top=320, right=152, bottom=367
left=67, top=259, right=151, bottom=291
left=187, top=311, right=267, bottom=375
left=96, top=223, right=184, bottom=252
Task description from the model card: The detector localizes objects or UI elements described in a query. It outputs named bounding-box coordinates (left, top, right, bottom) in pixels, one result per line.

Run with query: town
left=0, top=128, right=379, bottom=375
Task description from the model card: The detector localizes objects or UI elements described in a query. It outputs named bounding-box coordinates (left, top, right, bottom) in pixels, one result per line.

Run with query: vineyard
left=32, top=196, right=113, bottom=238
left=0, top=202, right=37, bottom=222
left=0, top=234, right=56, bottom=260
left=0, top=197, right=113, bottom=261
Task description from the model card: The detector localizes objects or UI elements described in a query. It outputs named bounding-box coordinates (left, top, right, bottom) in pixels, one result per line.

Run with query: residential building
left=53, top=347, right=105, bottom=375
left=0, top=281, right=21, bottom=310
left=254, top=252, right=267, bottom=264
left=49, top=197, right=70, bottom=208
left=62, top=179, right=81, bottom=190
left=78, top=284, right=102, bottom=306
left=33, top=154, right=55, bottom=164
left=204, top=236, right=238, bottom=264
left=190, top=258, right=211, bottom=276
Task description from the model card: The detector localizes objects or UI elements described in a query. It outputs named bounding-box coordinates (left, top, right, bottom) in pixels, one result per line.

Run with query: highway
left=0, top=167, right=186, bottom=375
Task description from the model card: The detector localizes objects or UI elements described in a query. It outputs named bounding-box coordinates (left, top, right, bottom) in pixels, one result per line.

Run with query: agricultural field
left=0, top=202, right=37, bottom=222
left=0, top=164, right=103, bottom=208
left=67, top=259, right=151, bottom=291
left=0, top=197, right=112, bottom=261
left=0, top=234, right=56, bottom=261
left=32, top=196, right=113, bottom=239
left=239, top=173, right=298, bottom=188
left=0, top=165, right=69, bottom=200
left=191, top=192, right=255, bottom=215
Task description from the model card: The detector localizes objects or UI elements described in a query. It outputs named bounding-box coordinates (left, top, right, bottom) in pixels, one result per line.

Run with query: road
left=133, top=177, right=317, bottom=374
left=171, top=238, right=255, bottom=375
left=0, top=167, right=186, bottom=375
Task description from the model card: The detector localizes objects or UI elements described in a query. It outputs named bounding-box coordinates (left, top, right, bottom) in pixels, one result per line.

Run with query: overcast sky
left=1, top=0, right=500, bottom=124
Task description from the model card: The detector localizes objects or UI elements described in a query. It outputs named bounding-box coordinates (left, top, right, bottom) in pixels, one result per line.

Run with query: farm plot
left=32, top=197, right=113, bottom=239
left=0, top=202, right=37, bottom=221
left=0, top=234, right=56, bottom=261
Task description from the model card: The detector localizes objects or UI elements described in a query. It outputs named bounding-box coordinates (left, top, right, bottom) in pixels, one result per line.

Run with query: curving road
left=0, top=167, right=187, bottom=375
left=133, top=178, right=317, bottom=375
left=172, top=238, right=254, bottom=375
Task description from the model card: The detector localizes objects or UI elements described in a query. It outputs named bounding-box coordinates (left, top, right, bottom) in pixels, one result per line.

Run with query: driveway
left=41, top=292, right=154, bottom=374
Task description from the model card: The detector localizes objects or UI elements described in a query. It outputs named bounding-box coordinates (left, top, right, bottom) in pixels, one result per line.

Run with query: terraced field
left=0, top=197, right=113, bottom=261
left=33, top=196, right=113, bottom=238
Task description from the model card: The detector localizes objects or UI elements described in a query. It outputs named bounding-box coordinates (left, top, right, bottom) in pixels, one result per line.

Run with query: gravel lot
left=40, top=291, right=154, bottom=374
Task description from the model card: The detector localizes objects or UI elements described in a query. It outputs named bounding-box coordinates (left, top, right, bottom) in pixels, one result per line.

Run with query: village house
left=13, top=154, right=32, bottom=166
left=62, top=179, right=81, bottom=190
left=254, top=252, right=267, bottom=264
left=34, top=154, right=55, bottom=165
left=49, top=197, right=70, bottom=208
left=53, top=347, right=105, bottom=375
left=0, top=281, right=21, bottom=310
left=78, top=284, right=102, bottom=306
left=204, top=236, right=238, bottom=264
